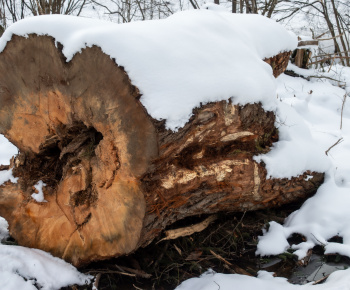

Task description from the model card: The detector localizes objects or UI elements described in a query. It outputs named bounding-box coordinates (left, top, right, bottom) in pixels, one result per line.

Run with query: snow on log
left=0, top=12, right=315, bottom=267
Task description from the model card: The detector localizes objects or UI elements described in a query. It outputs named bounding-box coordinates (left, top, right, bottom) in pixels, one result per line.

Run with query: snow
left=0, top=217, right=9, bottom=241
left=0, top=244, right=91, bottom=290
left=256, top=63, right=350, bottom=262
left=31, top=180, right=47, bottom=203
left=0, top=168, right=18, bottom=186
left=0, top=216, right=91, bottom=289
left=0, top=10, right=296, bottom=130
left=0, top=134, right=17, bottom=165
left=176, top=268, right=350, bottom=290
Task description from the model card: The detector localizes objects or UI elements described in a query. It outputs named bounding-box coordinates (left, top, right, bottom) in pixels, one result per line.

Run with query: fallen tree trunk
left=0, top=35, right=322, bottom=267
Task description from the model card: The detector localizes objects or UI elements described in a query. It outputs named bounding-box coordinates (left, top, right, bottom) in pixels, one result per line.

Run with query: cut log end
left=0, top=35, right=321, bottom=267
left=0, top=34, right=158, bottom=266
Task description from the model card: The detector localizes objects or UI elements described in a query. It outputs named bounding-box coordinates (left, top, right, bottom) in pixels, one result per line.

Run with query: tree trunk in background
left=232, top=0, right=237, bottom=13
left=292, top=48, right=312, bottom=69
left=0, top=35, right=322, bottom=267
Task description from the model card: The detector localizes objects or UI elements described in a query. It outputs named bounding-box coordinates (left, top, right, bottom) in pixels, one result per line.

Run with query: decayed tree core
left=0, top=35, right=323, bottom=266
left=0, top=35, right=158, bottom=266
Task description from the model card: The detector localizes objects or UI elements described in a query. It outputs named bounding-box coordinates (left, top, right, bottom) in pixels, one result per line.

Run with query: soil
left=57, top=199, right=350, bottom=290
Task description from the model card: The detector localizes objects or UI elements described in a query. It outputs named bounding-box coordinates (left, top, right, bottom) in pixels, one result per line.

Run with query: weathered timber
left=298, top=40, right=319, bottom=47
left=264, top=51, right=291, bottom=78
left=0, top=35, right=322, bottom=267
left=292, top=48, right=312, bottom=69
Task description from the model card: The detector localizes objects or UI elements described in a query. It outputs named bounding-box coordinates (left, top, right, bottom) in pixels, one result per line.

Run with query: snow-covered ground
left=176, top=268, right=350, bottom=290
left=1, top=5, right=350, bottom=290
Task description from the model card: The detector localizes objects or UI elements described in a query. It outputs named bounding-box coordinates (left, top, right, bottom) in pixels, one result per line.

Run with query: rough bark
left=264, top=51, right=291, bottom=77
left=0, top=35, right=321, bottom=267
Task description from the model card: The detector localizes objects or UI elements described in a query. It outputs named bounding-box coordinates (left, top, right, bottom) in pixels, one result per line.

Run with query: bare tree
left=0, top=0, right=90, bottom=29
left=24, top=0, right=89, bottom=16
left=90, top=0, right=176, bottom=23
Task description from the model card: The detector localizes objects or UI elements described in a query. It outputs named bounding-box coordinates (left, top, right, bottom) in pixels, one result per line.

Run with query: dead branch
left=306, top=75, right=346, bottom=86
left=317, top=33, right=344, bottom=41
left=210, top=249, right=232, bottom=266
left=312, top=51, right=350, bottom=59
left=88, top=270, right=136, bottom=277
left=325, top=138, right=344, bottom=156
left=308, top=56, right=350, bottom=66
left=115, top=265, right=151, bottom=279
left=159, top=215, right=218, bottom=242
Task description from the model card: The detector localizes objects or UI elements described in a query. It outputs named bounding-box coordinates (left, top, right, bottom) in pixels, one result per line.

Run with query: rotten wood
left=0, top=35, right=323, bottom=267
left=263, top=51, right=291, bottom=77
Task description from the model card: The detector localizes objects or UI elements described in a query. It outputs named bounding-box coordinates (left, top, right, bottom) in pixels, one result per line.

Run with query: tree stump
left=0, top=35, right=322, bottom=266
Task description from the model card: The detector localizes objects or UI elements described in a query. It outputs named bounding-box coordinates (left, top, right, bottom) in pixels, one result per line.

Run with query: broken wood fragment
left=159, top=215, right=218, bottom=242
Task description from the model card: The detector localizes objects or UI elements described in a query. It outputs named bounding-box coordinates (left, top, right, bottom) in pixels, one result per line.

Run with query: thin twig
left=325, top=138, right=343, bottom=156
left=232, top=211, right=247, bottom=233
left=307, top=75, right=346, bottom=86
left=311, top=233, right=326, bottom=247
left=308, top=56, right=350, bottom=66
left=115, top=265, right=151, bottom=279
left=133, top=284, right=145, bottom=290
left=340, top=94, right=347, bottom=130
left=88, top=269, right=136, bottom=277
left=213, top=281, right=221, bottom=290
left=318, top=33, right=344, bottom=41
left=210, top=249, right=233, bottom=266
left=312, top=50, right=350, bottom=59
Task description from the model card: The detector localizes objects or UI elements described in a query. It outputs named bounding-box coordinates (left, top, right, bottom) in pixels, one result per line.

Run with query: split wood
left=159, top=215, right=218, bottom=242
